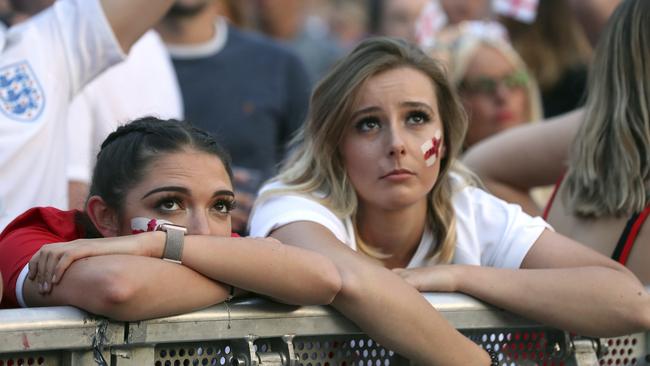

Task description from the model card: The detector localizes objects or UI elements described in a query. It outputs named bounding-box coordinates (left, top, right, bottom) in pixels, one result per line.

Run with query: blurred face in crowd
left=439, top=0, right=491, bottom=24
left=255, top=0, right=303, bottom=39
left=380, top=0, right=429, bottom=43
left=116, top=149, right=234, bottom=237
left=459, top=44, right=529, bottom=147
left=8, top=0, right=52, bottom=14
left=167, top=0, right=211, bottom=18
left=340, top=67, right=444, bottom=212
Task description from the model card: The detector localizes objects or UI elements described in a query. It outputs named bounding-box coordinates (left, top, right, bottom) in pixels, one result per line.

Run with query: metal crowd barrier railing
left=0, top=293, right=647, bottom=366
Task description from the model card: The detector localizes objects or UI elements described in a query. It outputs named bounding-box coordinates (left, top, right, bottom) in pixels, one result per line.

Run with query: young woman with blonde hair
left=250, top=36, right=650, bottom=365
left=435, top=21, right=542, bottom=148
left=464, top=0, right=650, bottom=285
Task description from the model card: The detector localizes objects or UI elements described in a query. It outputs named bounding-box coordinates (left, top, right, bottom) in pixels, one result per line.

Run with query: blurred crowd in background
left=0, top=0, right=619, bottom=234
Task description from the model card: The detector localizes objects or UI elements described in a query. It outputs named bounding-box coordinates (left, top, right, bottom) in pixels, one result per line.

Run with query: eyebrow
left=350, top=101, right=435, bottom=120
left=141, top=186, right=235, bottom=199
left=401, top=101, right=435, bottom=113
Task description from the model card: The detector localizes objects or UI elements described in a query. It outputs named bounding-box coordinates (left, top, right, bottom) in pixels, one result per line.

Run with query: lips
left=495, top=109, right=516, bottom=124
left=380, top=168, right=415, bottom=179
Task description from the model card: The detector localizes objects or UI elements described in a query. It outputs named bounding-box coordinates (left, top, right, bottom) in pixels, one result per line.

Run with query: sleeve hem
left=16, top=264, right=29, bottom=308
left=252, top=211, right=346, bottom=243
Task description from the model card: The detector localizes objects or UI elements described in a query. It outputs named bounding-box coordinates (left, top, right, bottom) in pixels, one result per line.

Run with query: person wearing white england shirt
left=0, top=0, right=174, bottom=231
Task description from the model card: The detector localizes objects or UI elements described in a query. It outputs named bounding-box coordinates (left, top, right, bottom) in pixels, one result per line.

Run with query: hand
left=27, top=233, right=161, bottom=294
left=392, top=265, right=462, bottom=293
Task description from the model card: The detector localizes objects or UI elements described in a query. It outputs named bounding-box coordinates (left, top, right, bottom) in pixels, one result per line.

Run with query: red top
left=0, top=207, right=240, bottom=308
left=543, top=177, right=649, bottom=265
left=0, top=207, right=84, bottom=308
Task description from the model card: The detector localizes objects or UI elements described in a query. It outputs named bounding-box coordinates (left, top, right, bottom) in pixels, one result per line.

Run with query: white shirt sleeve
left=51, top=0, right=125, bottom=97
left=65, top=31, right=183, bottom=184
left=66, top=92, right=94, bottom=183
left=250, top=187, right=348, bottom=243
left=453, top=182, right=552, bottom=268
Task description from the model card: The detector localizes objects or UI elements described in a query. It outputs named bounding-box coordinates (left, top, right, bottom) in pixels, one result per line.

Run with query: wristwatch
left=159, top=223, right=187, bottom=264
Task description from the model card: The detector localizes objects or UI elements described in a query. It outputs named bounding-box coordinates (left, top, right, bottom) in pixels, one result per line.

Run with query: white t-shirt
left=66, top=30, right=183, bottom=185
left=250, top=175, right=551, bottom=268
left=0, top=0, right=124, bottom=230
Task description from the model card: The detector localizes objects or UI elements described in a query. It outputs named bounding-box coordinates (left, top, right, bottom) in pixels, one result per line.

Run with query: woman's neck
left=356, top=200, right=428, bottom=268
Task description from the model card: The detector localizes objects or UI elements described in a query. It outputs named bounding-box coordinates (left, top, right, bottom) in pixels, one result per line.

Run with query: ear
left=85, top=196, right=120, bottom=237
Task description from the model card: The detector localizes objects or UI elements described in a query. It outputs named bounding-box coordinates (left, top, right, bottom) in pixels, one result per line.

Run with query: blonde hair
left=259, top=37, right=470, bottom=263
left=441, top=23, right=542, bottom=122
left=564, top=0, right=650, bottom=218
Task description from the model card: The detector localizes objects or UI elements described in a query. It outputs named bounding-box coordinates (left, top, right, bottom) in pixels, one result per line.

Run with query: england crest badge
left=0, top=61, right=45, bottom=122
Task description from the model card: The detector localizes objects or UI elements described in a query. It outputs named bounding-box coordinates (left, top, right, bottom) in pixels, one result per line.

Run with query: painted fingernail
left=43, top=282, right=49, bottom=292
left=38, top=283, right=44, bottom=292
left=51, top=274, right=57, bottom=283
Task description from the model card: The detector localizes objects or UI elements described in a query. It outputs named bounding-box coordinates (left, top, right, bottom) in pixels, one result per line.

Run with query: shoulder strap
left=542, top=172, right=566, bottom=220
left=612, top=205, right=650, bottom=265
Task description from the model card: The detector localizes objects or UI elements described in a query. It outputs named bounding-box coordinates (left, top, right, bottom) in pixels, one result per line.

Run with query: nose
left=387, top=126, right=406, bottom=157
left=187, top=210, right=211, bottom=235
left=493, top=82, right=510, bottom=102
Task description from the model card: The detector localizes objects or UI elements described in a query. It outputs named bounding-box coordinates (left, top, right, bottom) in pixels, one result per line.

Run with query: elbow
left=616, top=288, right=650, bottom=334
left=296, top=260, right=342, bottom=305
left=635, top=292, right=650, bottom=331
left=90, top=269, right=140, bottom=321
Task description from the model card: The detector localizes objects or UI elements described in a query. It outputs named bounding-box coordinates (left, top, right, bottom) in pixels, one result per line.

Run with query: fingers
left=27, top=243, right=84, bottom=294
left=51, top=248, right=82, bottom=285
left=34, top=247, right=53, bottom=294
left=35, top=246, right=58, bottom=294
left=27, top=251, right=41, bottom=281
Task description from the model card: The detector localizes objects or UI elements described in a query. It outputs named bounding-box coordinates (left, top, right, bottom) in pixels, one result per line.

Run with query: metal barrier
left=0, top=293, right=647, bottom=366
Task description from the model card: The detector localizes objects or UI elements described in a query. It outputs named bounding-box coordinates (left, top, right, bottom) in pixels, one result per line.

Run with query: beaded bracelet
left=486, top=349, right=499, bottom=366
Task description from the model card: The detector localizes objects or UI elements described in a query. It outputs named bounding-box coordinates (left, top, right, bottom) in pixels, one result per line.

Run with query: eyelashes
left=214, top=198, right=236, bottom=214
left=355, top=116, right=381, bottom=132
left=353, top=109, right=433, bottom=131
left=152, top=195, right=236, bottom=214
left=407, top=110, right=431, bottom=124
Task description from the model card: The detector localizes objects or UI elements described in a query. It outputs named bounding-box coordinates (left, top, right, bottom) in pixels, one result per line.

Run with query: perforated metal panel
left=599, top=334, right=647, bottom=366
left=291, top=336, right=403, bottom=366
left=0, top=353, right=59, bottom=366
left=154, top=342, right=234, bottom=366
left=465, top=328, right=568, bottom=366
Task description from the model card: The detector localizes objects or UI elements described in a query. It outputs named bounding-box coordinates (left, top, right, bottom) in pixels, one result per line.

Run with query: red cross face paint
left=131, top=217, right=173, bottom=234
left=420, top=130, right=443, bottom=167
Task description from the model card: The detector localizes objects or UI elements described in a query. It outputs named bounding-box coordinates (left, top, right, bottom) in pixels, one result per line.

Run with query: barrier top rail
left=0, top=292, right=647, bottom=366
left=0, top=293, right=536, bottom=353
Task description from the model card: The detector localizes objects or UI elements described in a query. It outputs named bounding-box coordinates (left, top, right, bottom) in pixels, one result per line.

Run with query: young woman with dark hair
left=0, top=116, right=341, bottom=320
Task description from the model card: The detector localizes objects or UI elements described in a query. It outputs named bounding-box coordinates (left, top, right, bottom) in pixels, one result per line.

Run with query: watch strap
left=161, top=224, right=186, bottom=264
